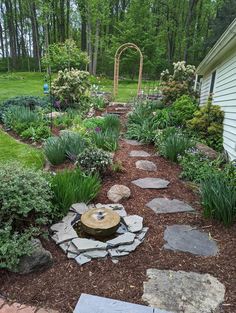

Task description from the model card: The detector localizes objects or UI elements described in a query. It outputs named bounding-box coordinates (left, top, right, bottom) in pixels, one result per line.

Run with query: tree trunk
left=5, top=0, right=17, bottom=69
left=92, top=20, right=100, bottom=75
left=29, top=1, right=41, bottom=71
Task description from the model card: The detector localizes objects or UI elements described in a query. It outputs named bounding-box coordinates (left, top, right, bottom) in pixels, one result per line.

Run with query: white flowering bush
left=160, top=61, right=197, bottom=105
left=77, top=146, right=112, bottom=175
left=51, top=68, right=91, bottom=108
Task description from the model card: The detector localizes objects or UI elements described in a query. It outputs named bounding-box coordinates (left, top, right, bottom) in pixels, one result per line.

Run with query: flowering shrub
left=51, top=69, right=91, bottom=108
left=77, top=146, right=112, bottom=175
left=187, top=100, right=224, bottom=151
left=160, top=61, right=197, bottom=105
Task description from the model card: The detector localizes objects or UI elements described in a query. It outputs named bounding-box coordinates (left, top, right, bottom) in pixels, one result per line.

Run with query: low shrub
left=0, top=96, right=49, bottom=121
left=83, top=117, right=105, bottom=131
left=171, top=95, right=198, bottom=126
left=187, top=100, right=224, bottom=151
left=21, top=124, right=51, bottom=141
left=77, top=146, right=112, bottom=175
left=0, top=163, right=54, bottom=228
left=0, top=163, right=54, bottom=269
left=91, top=96, right=106, bottom=111
left=0, top=226, right=35, bottom=270
left=178, top=148, right=222, bottom=183
left=51, top=169, right=101, bottom=214
left=155, top=127, right=194, bottom=162
left=44, top=136, right=67, bottom=165
left=201, top=172, right=236, bottom=226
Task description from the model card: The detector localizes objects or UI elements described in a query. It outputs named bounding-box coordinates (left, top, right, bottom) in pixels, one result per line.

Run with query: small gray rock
left=67, top=252, right=77, bottom=259
left=129, top=150, right=151, bottom=157
left=59, top=242, right=70, bottom=253
left=117, top=239, right=142, bottom=253
left=72, top=238, right=107, bottom=252
left=108, top=249, right=130, bottom=258
left=14, top=239, right=53, bottom=274
left=164, top=225, right=219, bottom=256
left=136, top=227, right=149, bottom=242
left=67, top=241, right=79, bottom=254
left=146, top=198, right=195, bottom=214
left=123, top=215, right=143, bottom=232
left=107, top=185, right=131, bottom=202
left=142, top=269, right=225, bottom=313
left=136, top=160, right=157, bottom=172
left=52, top=228, right=78, bottom=244
left=132, top=178, right=170, bottom=189
left=116, top=223, right=128, bottom=234
left=75, top=254, right=91, bottom=265
left=107, top=232, right=135, bottom=247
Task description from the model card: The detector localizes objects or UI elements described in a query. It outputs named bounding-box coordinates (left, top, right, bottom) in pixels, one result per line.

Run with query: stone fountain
left=50, top=203, right=148, bottom=265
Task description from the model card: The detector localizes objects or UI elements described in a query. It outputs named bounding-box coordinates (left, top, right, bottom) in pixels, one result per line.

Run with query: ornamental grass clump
left=51, top=169, right=101, bottom=214
left=44, top=136, right=67, bottom=165
left=201, top=172, right=236, bottom=226
left=77, top=146, right=112, bottom=175
left=155, top=127, right=194, bottom=162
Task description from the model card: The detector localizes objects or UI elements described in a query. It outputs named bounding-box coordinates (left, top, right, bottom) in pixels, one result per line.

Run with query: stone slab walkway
left=0, top=297, right=58, bottom=313
left=74, top=293, right=172, bottom=313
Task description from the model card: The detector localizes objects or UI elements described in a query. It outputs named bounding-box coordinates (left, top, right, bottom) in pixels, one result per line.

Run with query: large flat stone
left=107, top=232, right=135, bottom=247
left=146, top=198, right=195, bottom=214
left=132, top=178, right=170, bottom=189
left=142, top=269, right=225, bottom=313
left=74, top=293, right=171, bottom=313
left=164, top=225, right=218, bottom=256
left=129, top=150, right=151, bottom=157
left=72, top=238, right=107, bottom=252
left=136, top=160, right=157, bottom=172
left=123, top=215, right=143, bottom=232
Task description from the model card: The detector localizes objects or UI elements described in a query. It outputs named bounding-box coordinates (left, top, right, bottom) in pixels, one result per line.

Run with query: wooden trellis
left=113, top=43, right=143, bottom=97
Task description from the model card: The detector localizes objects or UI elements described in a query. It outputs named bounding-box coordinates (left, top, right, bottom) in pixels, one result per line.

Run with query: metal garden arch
left=113, top=43, right=143, bottom=97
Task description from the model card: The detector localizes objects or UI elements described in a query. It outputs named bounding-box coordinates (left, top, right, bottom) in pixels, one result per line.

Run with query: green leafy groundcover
left=0, top=129, right=45, bottom=169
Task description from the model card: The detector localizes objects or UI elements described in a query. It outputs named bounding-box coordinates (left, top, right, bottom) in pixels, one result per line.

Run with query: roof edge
left=197, top=18, right=236, bottom=75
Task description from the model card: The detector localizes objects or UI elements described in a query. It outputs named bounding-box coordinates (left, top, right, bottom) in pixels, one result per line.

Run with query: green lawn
left=0, top=129, right=45, bottom=169
left=0, top=72, right=158, bottom=102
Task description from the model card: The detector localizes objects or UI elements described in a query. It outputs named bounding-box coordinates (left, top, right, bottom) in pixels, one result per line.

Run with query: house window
left=210, top=70, right=216, bottom=94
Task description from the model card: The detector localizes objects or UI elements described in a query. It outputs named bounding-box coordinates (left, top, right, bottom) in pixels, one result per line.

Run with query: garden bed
left=0, top=139, right=235, bottom=313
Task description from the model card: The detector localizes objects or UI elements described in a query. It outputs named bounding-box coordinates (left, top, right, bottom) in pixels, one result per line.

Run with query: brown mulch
left=1, top=123, right=236, bottom=313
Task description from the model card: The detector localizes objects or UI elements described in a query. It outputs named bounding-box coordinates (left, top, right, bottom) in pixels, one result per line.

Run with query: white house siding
left=199, top=51, right=236, bottom=160
left=199, top=74, right=211, bottom=105
left=213, top=51, right=236, bottom=160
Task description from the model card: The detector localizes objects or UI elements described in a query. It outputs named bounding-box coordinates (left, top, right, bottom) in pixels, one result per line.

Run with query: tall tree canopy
left=0, top=0, right=234, bottom=77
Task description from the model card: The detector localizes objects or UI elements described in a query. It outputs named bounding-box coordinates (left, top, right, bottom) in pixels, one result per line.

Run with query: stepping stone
left=107, top=185, right=131, bottom=202
left=129, top=150, right=151, bottom=157
left=124, top=139, right=143, bottom=146
left=74, top=293, right=171, bottom=313
left=142, top=269, right=225, bottom=313
left=132, top=178, right=170, bottom=189
left=124, top=215, right=143, bottom=232
left=146, top=198, right=195, bottom=214
left=136, top=160, right=157, bottom=172
left=164, top=225, right=218, bottom=256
